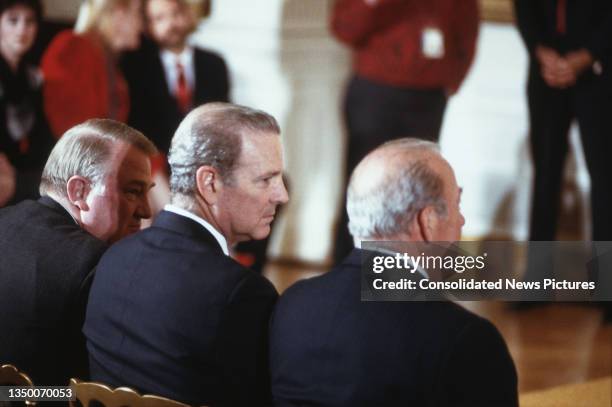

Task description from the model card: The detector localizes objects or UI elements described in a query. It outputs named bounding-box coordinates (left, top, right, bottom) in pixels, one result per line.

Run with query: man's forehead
left=111, top=143, right=152, bottom=178
left=237, top=133, right=282, bottom=161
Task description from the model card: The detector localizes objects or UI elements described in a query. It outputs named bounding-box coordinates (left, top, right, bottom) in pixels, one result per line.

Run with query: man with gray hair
left=0, top=118, right=156, bottom=386
left=84, top=102, right=288, bottom=406
left=269, top=138, right=518, bottom=406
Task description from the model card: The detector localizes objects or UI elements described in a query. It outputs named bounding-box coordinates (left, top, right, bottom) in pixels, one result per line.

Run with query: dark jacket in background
left=84, top=210, right=277, bottom=406
left=270, top=249, right=519, bottom=407
left=0, top=197, right=106, bottom=385
left=515, top=0, right=612, bottom=241
left=121, top=38, right=230, bottom=154
left=0, top=57, right=53, bottom=205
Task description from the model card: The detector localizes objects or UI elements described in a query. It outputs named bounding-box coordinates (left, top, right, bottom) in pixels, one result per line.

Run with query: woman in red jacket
left=41, top=0, right=142, bottom=138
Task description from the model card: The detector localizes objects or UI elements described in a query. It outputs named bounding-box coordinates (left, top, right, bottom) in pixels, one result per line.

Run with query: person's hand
left=565, top=49, right=594, bottom=77
left=535, top=46, right=575, bottom=88
left=0, top=153, right=16, bottom=207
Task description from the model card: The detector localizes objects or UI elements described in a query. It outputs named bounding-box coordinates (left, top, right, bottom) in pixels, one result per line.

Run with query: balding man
left=0, top=119, right=156, bottom=386
left=84, top=103, right=288, bottom=406
left=270, top=139, right=518, bottom=406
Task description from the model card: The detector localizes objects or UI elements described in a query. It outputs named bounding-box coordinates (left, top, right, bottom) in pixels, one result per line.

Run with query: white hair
left=347, top=138, right=448, bottom=240
left=40, top=119, right=156, bottom=198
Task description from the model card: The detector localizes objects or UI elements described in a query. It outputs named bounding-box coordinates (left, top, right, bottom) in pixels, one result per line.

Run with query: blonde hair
left=74, top=0, right=134, bottom=34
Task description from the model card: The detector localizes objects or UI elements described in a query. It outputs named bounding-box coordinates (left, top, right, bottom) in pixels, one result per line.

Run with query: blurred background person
left=0, top=0, right=53, bottom=206
left=514, top=0, right=612, bottom=242
left=120, top=0, right=228, bottom=219
left=330, top=0, right=479, bottom=264
left=122, top=0, right=229, bottom=157
left=40, top=0, right=142, bottom=138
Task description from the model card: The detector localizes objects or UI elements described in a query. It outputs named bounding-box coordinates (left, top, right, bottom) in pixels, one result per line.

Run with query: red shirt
left=331, top=0, right=479, bottom=92
left=41, top=31, right=130, bottom=138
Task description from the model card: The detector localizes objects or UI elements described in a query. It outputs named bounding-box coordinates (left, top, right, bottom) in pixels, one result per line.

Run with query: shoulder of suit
left=226, top=267, right=279, bottom=304
left=0, top=200, right=107, bottom=269
left=193, top=47, right=227, bottom=65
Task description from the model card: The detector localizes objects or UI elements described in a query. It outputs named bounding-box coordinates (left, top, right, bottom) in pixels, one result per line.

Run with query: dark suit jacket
left=270, top=249, right=518, bottom=407
left=121, top=39, right=230, bottom=154
left=84, top=210, right=278, bottom=406
left=515, top=0, right=612, bottom=87
left=0, top=197, right=107, bottom=385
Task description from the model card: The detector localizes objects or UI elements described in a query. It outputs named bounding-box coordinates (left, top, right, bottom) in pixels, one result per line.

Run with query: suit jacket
left=0, top=197, right=107, bottom=385
left=84, top=210, right=278, bottom=406
left=121, top=39, right=230, bottom=154
left=269, top=249, right=518, bottom=407
left=515, top=0, right=612, bottom=87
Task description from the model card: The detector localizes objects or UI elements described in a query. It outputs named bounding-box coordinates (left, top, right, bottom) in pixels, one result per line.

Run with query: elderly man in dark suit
left=122, top=0, right=229, bottom=155
left=0, top=119, right=156, bottom=386
left=84, top=102, right=288, bottom=406
left=270, top=139, right=518, bottom=407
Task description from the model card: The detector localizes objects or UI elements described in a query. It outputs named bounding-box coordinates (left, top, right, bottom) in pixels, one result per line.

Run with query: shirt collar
left=160, top=46, right=194, bottom=68
left=163, top=204, right=229, bottom=256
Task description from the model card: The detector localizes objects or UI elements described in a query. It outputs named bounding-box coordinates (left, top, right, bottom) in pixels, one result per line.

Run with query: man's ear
left=196, top=166, right=221, bottom=205
left=66, top=176, right=91, bottom=211
left=417, top=206, right=439, bottom=242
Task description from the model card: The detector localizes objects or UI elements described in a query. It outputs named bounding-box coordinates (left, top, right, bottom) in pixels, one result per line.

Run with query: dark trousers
left=333, top=76, right=447, bottom=264
left=527, top=65, right=612, bottom=241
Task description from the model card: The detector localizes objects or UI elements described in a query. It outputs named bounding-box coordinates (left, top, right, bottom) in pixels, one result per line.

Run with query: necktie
left=176, top=61, right=192, bottom=114
left=556, top=0, right=566, bottom=34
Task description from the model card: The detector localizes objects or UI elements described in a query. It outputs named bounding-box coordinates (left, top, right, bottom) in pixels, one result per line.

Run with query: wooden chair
left=0, top=364, right=36, bottom=406
left=68, top=378, right=192, bottom=407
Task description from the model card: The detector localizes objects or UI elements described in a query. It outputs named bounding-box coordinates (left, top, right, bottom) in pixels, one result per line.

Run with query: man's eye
left=125, top=189, right=143, bottom=197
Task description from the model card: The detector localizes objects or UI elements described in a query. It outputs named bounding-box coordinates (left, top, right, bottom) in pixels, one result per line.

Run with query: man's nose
left=274, top=179, right=289, bottom=205
left=137, top=196, right=153, bottom=219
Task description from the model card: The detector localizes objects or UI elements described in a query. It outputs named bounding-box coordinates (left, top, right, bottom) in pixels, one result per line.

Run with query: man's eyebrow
left=126, top=180, right=156, bottom=189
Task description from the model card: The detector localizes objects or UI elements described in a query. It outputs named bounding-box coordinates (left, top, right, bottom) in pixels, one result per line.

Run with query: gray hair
left=347, top=138, right=448, bottom=239
left=168, top=102, right=280, bottom=208
left=40, top=119, right=157, bottom=198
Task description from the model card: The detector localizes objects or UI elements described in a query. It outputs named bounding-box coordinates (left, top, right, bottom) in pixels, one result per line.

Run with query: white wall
left=440, top=22, right=532, bottom=239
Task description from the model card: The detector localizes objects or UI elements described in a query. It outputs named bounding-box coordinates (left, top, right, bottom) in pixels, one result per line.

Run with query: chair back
left=0, top=364, right=36, bottom=406
left=68, top=378, right=191, bottom=407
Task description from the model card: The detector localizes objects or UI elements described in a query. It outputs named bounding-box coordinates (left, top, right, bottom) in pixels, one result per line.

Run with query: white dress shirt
left=159, top=47, right=195, bottom=96
left=163, top=204, right=229, bottom=256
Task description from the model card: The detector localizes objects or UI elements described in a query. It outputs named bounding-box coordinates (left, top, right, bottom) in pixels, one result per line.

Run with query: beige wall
left=42, top=0, right=79, bottom=21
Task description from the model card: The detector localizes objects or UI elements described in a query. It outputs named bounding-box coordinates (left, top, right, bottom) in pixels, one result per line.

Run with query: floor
left=264, top=261, right=612, bottom=395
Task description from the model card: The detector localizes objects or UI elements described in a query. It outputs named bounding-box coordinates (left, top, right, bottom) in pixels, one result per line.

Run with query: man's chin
left=252, top=225, right=272, bottom=241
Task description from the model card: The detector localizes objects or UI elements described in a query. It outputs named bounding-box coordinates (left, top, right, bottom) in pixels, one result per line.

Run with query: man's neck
left=44, top=193, right=80, bottom=225
left=163, top=44, right=187, bottom=55
left=165, top=202, right=230, bottom=255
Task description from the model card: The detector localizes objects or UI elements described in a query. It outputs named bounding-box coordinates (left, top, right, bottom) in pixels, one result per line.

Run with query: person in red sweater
left=41, top=0, right=142, bottom=138
left=331, top=0, right=479, bottom=263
